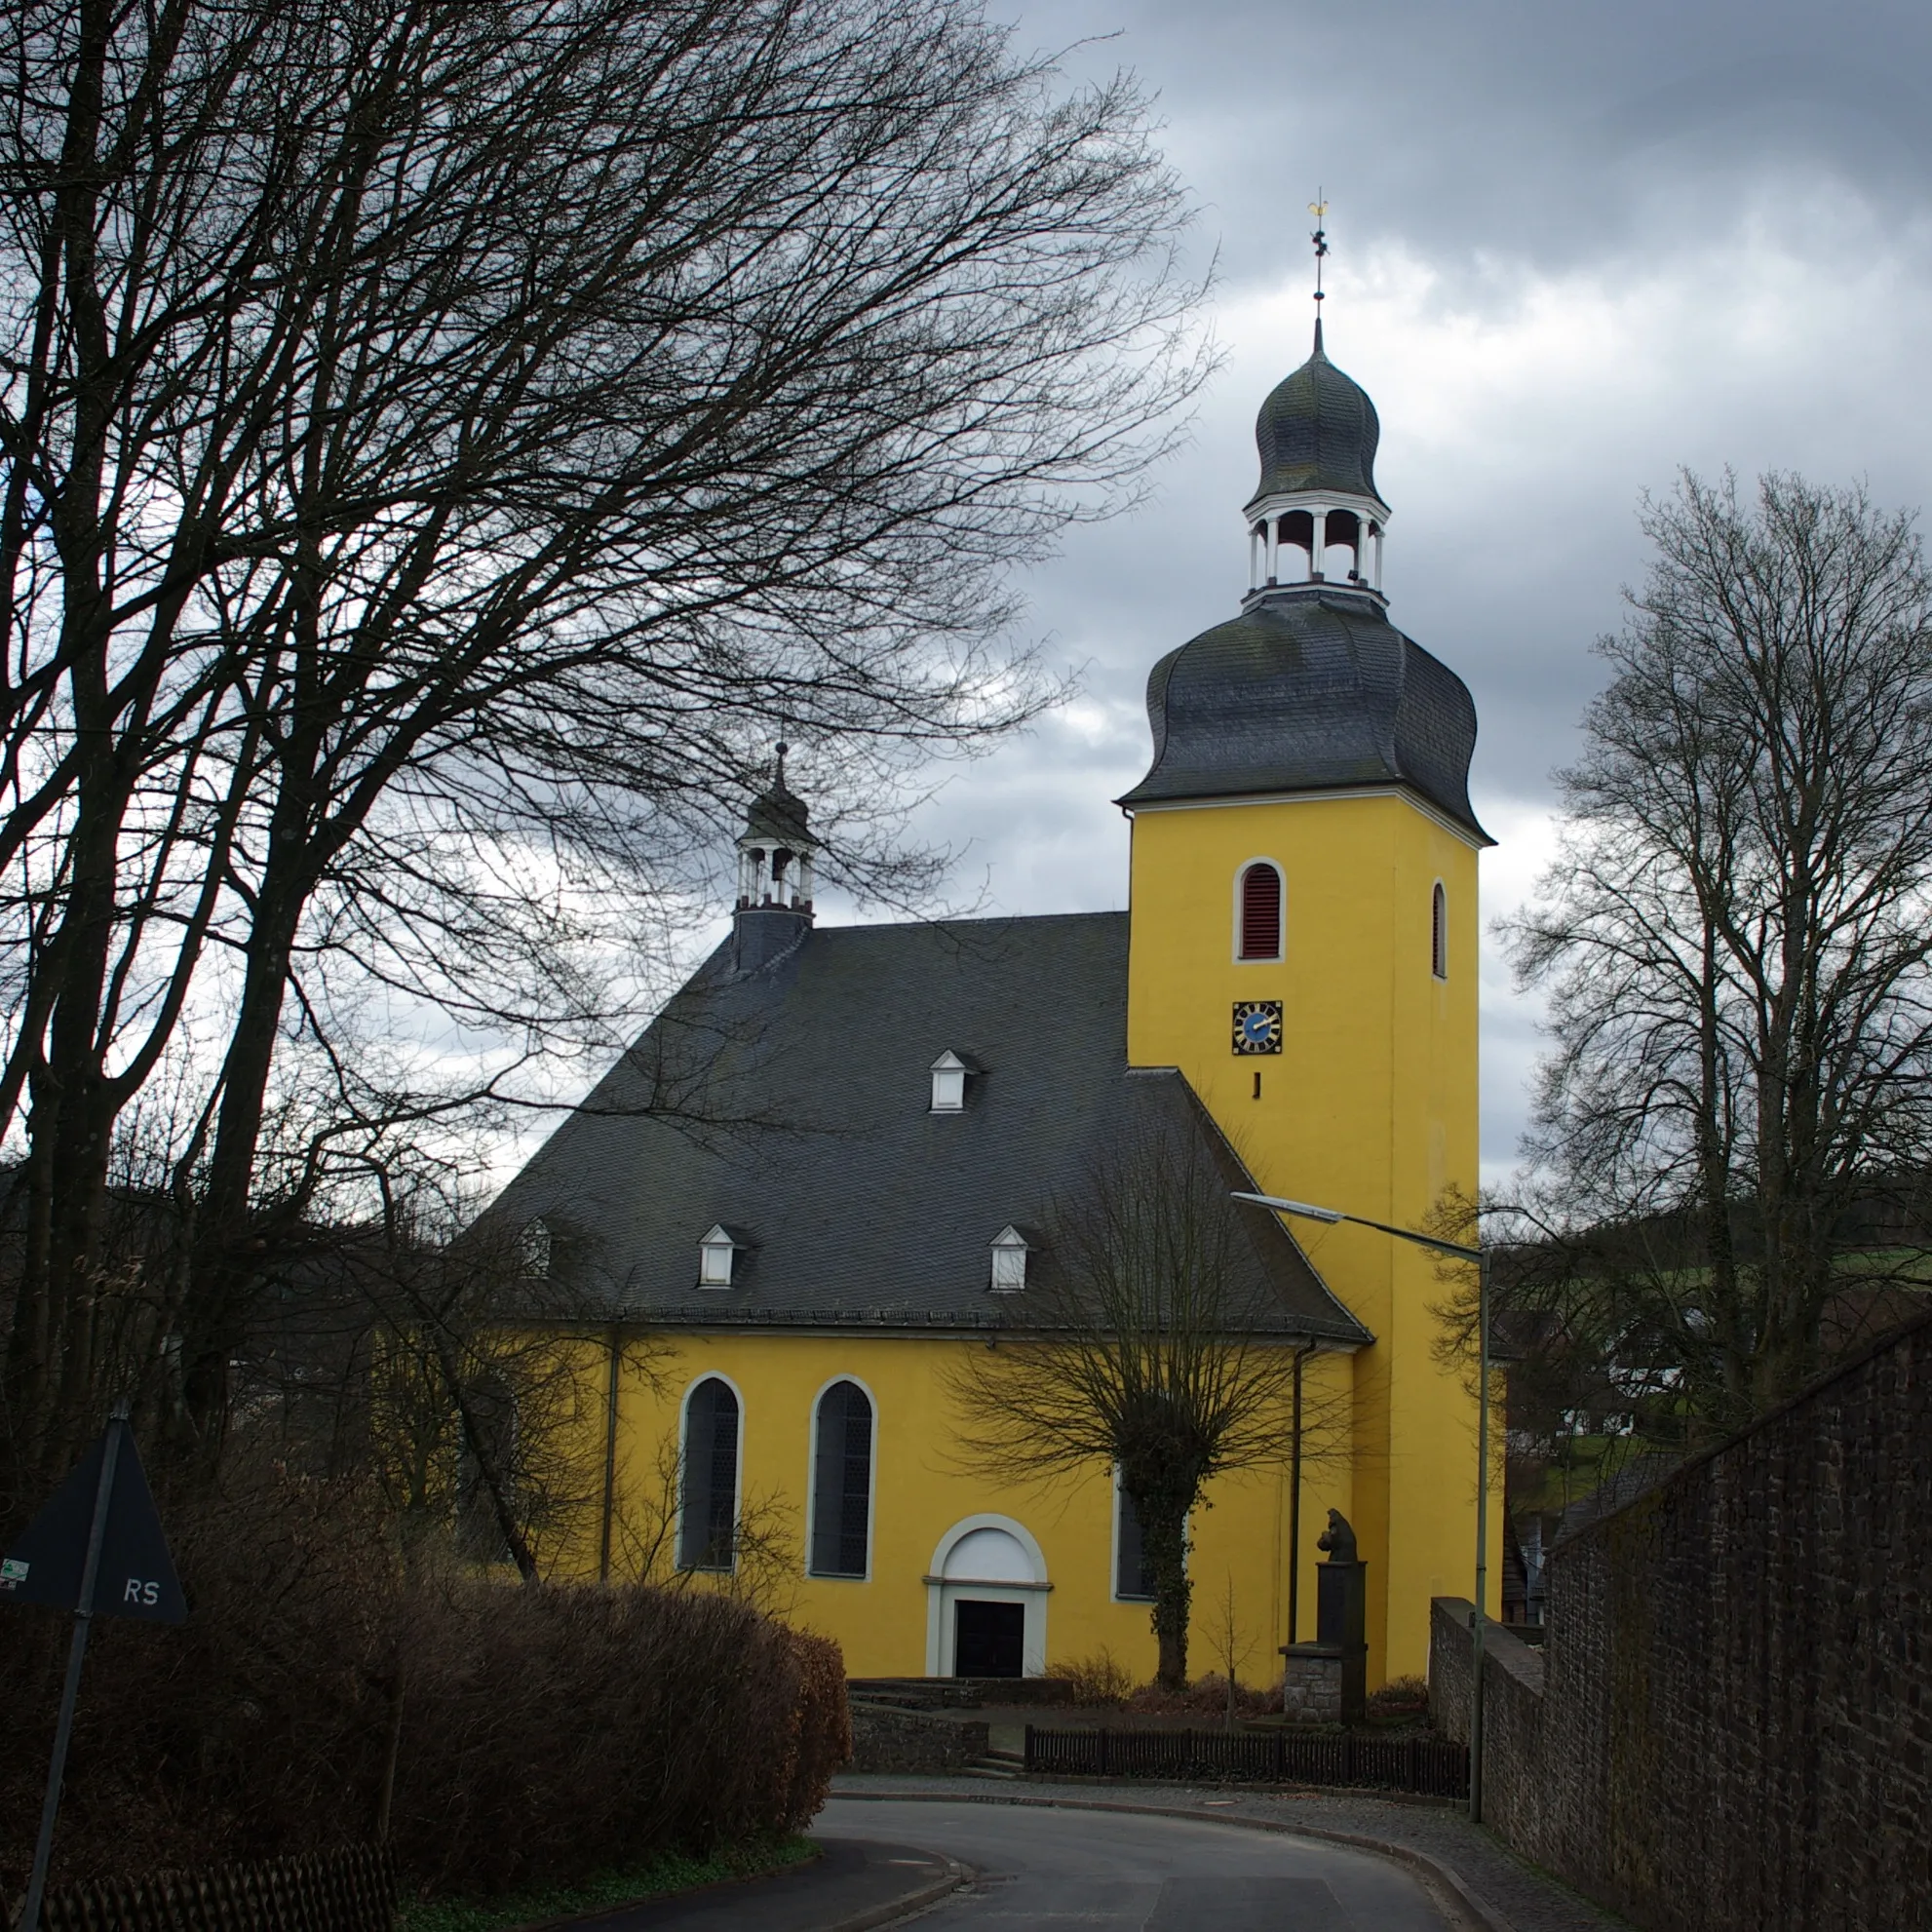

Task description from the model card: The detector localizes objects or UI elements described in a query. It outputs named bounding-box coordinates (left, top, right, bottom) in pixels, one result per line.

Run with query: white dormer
left=698, top=1223, right=743, bottom=1288
left=990, top=1224, right=1031, bottom=1293
left=930, top=1050, right=981, bottom=1112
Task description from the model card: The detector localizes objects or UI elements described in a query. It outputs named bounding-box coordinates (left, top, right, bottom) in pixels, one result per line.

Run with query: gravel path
left=829, top=1773, right=1629, bottom=1932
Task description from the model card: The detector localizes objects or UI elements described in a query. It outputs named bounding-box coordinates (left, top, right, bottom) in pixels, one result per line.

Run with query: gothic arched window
left=1431, top=881, right=1449, bottom=981
left=678, top=1377, right=740, bottom=1570
left=810, top=1380, right=874, bottom=1578
left=1238, top=862, right=1284, bottom=961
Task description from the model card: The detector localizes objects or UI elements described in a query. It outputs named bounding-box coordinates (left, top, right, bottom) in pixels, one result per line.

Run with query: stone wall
left=1429, top=1601, right=1547, bottom=1849
left=1431, top=1307, right=1932, bottom=1932
left=847, top=1701, right=989, bottom=1773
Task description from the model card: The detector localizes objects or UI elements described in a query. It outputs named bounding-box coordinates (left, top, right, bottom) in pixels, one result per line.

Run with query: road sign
left=3, top=1405, right=187, bottom=1932
left=1, top=1416, right=185, bottom=1621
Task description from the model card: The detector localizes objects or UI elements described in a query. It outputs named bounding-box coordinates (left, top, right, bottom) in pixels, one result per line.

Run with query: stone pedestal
left=1281, top=1642, right=1346, bottom=1722
left=1283, top=1555, right=1368, bottom=1725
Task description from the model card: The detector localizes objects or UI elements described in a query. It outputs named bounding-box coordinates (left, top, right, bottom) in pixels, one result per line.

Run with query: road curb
left=819, top=1854, right=973, bottom=1932
left=827, top=1787, right=1515, bottom=1932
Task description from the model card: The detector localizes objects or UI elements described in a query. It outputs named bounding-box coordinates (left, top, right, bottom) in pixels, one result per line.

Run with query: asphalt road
left=813, top=1797, right=1455, bottom=1931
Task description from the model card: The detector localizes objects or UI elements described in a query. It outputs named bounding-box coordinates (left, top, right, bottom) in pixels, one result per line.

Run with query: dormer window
left=930, top=1050, right=981, bottom=1112
left=990, top=1224, right=1031, bottom=1293
left=698, top=1223, right=743, bottom=1288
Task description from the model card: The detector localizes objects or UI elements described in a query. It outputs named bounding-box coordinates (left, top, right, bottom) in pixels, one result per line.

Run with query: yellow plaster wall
left=1123, top=791, right=1496, bottom=1684
left=553, top=1333, right=1356, bottom=1685
left=524, top=786, right=1495, bottom=1690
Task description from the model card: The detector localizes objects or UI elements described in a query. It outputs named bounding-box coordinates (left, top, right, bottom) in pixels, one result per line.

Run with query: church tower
left=1120, top=274, right=1492, bottom=1686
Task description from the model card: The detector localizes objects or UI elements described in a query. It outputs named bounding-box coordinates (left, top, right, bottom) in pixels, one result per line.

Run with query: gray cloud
left=851, top=0, right=1932, bottom=1181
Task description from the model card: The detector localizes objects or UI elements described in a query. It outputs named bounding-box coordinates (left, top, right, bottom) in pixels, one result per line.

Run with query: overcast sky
left=792, top=0, right=1932, bottom=1187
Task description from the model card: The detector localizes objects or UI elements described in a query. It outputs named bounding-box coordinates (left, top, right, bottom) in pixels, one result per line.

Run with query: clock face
left=1231, top=1000, right=1283, bottom=1056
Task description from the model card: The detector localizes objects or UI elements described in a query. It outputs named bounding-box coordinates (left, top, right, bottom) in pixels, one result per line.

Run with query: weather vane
left=1309, top=192, right=1329, bottom=310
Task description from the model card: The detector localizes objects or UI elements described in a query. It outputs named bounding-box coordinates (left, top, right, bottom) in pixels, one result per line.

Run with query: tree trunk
left=1140, top=1495, right=1191, bottom=1691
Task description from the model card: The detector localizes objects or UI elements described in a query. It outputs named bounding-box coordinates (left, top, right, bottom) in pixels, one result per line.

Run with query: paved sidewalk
left=829, top=1773, right=1629, bottom=1932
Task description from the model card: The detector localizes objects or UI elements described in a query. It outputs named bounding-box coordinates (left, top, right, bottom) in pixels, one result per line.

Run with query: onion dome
left=1117, top=590, right=1488, bottom=840
left=1248, top=321, right=1383, bottom=512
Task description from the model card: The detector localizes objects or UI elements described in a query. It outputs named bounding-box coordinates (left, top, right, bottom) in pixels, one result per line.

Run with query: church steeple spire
left=1242, top=199, right=1388, bottom=602
left=1309, top=191, right=1328, bottom=354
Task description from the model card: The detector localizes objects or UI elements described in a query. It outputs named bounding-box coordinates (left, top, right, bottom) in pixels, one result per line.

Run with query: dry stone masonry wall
left=1432, top=1307, right=1932, bottom=1932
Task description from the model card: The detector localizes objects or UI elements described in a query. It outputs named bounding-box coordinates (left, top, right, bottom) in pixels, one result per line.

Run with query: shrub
left=1124, top=1672, right=1279, bottom=1719
left=0, top=1465, right=848, bottom=1906
left=1044, top=1649, right=1136, bottom=1706
left=1366, top=1675, right=1429, bottom=1724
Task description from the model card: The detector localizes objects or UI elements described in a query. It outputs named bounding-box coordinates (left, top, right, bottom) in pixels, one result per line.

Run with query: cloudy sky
left=798, top=0, right=1932, bottom=1186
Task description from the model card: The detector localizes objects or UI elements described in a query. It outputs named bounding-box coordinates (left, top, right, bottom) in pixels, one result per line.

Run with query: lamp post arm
left=1230, top=1192, right=1480, bottom=1262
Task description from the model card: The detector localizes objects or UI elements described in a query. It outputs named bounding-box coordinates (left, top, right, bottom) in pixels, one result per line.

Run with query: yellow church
left=489, top=313, right=1493, bottom=1692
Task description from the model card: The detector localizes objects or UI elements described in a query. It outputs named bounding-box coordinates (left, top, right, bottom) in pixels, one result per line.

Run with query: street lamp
left=1234, top=1189, right=1493, bottom=1825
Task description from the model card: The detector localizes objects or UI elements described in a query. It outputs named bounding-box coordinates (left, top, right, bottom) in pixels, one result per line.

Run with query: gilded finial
left=1308, top=192, right=1329, bottom=351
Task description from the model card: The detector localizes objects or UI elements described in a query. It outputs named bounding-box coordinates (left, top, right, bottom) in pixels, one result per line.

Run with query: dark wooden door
left=954, top=1599, right=1024, bottom=1677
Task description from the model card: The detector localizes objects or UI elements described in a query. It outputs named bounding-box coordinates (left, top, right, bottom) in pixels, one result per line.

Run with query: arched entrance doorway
left=924, top=1515, right=1049, bottom=1678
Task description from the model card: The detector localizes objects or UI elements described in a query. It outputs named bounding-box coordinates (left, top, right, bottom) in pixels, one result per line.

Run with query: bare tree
left=947, top=1118, right=1343, bottom=1689
left=1505, top=471, right=1932, bottom=1433
left=607, top=1429, right=803, bottom=1621
left=1203, top=1570, right=1257, bottom=1728
left=0, top=0, right=1211, bottom=1509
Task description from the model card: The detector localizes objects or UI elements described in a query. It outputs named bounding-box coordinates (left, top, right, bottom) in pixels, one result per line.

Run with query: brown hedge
left=0, top=1473, right=849, bottom=1903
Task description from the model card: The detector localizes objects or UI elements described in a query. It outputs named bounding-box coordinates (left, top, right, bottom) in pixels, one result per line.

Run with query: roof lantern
left=1243, top=198, right=1389, bottom=603
left=733, top=742, right=820, bottom=974
left=1115, top=199, right=1489, bottom=845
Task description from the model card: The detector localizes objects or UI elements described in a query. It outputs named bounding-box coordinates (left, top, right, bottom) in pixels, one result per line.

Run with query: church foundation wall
left=1430, top=1308, right=1932, bottom=1932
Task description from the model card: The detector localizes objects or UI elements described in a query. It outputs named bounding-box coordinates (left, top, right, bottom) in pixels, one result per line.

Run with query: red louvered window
left=1238, top=864, right=1283, bottom=960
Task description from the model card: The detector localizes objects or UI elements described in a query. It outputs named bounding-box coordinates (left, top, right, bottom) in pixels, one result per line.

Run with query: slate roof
left=1248, top=325, right=1383, bottom=509
left=485, top=911, right=1366, bottom=1344
left=1116, top=587, right=1490, bottom=841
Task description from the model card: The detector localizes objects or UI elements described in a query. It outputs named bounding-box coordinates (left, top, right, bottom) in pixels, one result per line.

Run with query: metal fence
left=30, top=1845, right=396, bottom=1932
left=1024, top=1725, right=1469, bottom=1798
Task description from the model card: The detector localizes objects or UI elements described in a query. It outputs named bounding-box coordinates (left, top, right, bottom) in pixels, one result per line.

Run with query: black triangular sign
left=0, top=1418, right=187, bottom=1623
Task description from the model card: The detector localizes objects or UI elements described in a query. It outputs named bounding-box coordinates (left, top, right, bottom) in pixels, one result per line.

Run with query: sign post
left=1, top=1401, right=187, bottom=1932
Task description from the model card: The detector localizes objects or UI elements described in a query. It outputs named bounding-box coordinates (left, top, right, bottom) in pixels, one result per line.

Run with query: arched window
left=810, top=1380, right=874, bottom=1577
left=1431, top=881, right=1449, bottom=981
left=678, top=1377, right=739, bottom=1570
left=1238, top=863, right=1284, bottom=961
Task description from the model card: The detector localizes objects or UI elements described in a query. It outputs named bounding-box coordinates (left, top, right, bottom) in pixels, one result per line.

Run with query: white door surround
left=923, top=1514, right=1050, bottom=1677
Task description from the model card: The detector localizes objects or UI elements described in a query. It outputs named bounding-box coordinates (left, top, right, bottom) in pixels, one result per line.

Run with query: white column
left=1373, top=525, right=1385, bottom=591
left=1250, top=525, right=1262, bottom=591
left=1310, top=506, right=1327, bottom=581
left=1265, top=517, right=1280, bottom=585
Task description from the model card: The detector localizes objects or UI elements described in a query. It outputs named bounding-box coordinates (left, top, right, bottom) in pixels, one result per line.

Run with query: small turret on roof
left=734, top=742, right=819, bottom=972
